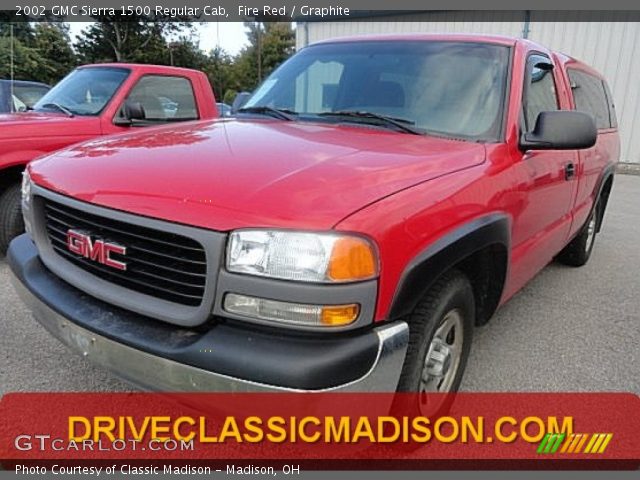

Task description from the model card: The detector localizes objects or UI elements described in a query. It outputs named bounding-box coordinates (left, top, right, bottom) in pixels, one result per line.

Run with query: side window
left=125, top=75, right=198, bottom=122
left=523, top=55, right=559, bottom=131
left=568, top=69, right=614, bottom=129
left=602, top=80, right=618, bottom=129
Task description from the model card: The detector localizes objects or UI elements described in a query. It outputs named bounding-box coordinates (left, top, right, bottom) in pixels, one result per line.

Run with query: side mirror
left=520, top=111, right=597, bottom=151
left=231, top=92, right=251, bottom=113
left=113, top=101, right=146, bottom=126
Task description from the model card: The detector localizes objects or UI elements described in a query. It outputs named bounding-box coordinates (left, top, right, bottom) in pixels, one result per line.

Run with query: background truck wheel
left=0, top=183, right=24, bottom=255
left=395, top=270, right=474, bottom=415
left=557, top=200, right=600, bottom=267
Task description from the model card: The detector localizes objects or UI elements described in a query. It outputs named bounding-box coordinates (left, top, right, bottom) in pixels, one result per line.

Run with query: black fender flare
left=593, top=163, right=616, bottom=232
left=387, top=213, right=511, bottom=321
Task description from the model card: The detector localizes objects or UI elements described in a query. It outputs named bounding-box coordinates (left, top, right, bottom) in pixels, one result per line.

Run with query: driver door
left=106, top=74, right=199, bottom=134
left=509, top=53, right=579, bottom=292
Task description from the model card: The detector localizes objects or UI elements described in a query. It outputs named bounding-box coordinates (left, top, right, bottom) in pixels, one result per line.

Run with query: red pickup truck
left=9, top=35, right=618, bottom=411
left=0, top=63, right=218, bottom=253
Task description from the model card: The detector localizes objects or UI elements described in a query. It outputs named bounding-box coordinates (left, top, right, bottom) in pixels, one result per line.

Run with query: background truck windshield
left=244, top=41, right=510, bottom=140
left=33, top=67, right=129, bottom=116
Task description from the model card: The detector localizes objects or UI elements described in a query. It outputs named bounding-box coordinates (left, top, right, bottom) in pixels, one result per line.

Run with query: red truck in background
left=0, top=63, right=218, bottom=253
left=9, top=35, right=619, bottom=413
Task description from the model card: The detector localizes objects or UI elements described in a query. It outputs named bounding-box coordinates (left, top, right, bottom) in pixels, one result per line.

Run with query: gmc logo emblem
left=66, top=229, right=127, bottom=271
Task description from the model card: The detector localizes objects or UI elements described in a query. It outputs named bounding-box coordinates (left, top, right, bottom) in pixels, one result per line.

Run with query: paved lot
left=1, top=175, right=638, bottom=395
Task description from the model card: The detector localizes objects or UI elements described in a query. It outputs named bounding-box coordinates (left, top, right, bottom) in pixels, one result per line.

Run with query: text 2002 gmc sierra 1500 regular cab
left=0, top=63, right=218, bottom=253
left=9, top=35, right=619, bottom=411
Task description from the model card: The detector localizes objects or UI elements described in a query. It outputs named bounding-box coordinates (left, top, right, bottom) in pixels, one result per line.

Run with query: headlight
left=224, top=294, right=360, bottom=327
left=21, top=170, right=32, bottom=208
left=226, top=230, right=378, bottom=283
left=21, top=170, right=33, bottom=235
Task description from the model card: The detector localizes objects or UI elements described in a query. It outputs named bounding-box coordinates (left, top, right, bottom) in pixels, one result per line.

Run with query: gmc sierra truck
left=0, top=63, right=218, bottom=253
left=9, top=35, right=618, bottom=413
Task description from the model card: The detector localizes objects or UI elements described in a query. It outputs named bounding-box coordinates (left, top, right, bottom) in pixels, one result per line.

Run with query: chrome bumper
left=11, top=273, right=409, bottom=393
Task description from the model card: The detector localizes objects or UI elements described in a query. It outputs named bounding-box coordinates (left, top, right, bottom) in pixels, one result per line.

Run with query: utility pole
left=10, top=24, right=15, bottom=112
left=522, top=10, right=531, bottom=39
left=257, top=22, right=262, bottom=83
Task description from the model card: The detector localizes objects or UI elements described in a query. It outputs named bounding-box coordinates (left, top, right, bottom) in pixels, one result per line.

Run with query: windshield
left=33, top=67, right=129, bottom=116
left=244, top=41, right=510, bottom=140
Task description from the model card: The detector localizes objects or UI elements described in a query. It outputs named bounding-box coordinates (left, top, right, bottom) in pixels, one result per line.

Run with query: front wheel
left=395, top=270, right=474, bottom=415
left=0, top=183, right=24, bottom=255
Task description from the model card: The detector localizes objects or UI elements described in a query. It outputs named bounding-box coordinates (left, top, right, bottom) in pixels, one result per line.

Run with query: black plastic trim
left=388, top=213, right=510, bottom=320
left=594, top=163, right=616, bottom=233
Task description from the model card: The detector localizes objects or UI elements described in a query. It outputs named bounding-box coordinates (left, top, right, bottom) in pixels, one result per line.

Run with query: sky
left=68, top=22, right=250, bottom=56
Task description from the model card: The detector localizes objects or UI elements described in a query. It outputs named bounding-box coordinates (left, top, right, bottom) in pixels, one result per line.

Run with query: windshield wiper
left=237, top=106, right=297, bottom=121
left=318, top=111, right=422, bottom=135
left=37, top=102, right=75, bottom=117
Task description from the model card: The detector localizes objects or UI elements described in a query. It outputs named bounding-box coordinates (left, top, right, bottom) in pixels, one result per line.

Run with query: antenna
left=10, top=23, right=15, bottom=112
left=216, top=22, right=221, bottom=98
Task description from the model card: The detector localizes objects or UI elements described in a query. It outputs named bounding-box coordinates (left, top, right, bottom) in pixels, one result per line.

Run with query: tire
left=0, top=183, right=25, bottom=256
left=395, top=269, right=474, bottom=416
left=557, top=200, right=600, bottom=267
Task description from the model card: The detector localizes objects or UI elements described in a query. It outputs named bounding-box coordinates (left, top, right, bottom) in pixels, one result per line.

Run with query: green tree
left=31, top=23, right=76, bottom=83
left=75, top=18, right=192, bottom=64
left=231, top=22, right=295, bottom=92
left=222, top=90, right=237, bottom=105
left=202, top=46, right=235, bottom=101
left=168, top=36, right=208, bottom=70
left=0, top=36, right=42, bottom=81
left=0, top=13, right=37, bottom=41
left=260, top=23, right=295, bottom=79
left=0, top=21, right=76, bottom=84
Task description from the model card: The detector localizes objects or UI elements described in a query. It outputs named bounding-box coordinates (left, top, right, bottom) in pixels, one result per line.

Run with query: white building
left=296, top=13, right=640, bottom=165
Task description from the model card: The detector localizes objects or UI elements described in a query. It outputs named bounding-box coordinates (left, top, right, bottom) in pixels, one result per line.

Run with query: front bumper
left=8, top=234, right=409, bottom=392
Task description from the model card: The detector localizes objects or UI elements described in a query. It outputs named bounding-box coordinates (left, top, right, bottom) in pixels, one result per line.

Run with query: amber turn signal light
left=320, top=304, right=361, bottom=326
left=328, top=237, right=378, bottom=282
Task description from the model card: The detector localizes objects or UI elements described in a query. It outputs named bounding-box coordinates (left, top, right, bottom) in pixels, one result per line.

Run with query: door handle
left=565, top=162, right=576, bottom=180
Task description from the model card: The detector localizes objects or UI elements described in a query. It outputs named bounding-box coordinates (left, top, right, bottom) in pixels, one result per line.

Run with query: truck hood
left=30, top=119, right=486, bottom=231
left=0, top=111, right=100, bottom=139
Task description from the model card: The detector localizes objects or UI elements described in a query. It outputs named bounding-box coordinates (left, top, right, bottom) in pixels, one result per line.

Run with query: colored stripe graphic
left=540, top=433, right=613, bottom=454
left=537, top=433, right=565, bottom=454
left=596, top=433, right=614, bottom=453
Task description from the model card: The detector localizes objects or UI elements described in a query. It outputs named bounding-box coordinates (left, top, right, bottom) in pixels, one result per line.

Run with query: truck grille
left=42, top=198, right=207, bottom=307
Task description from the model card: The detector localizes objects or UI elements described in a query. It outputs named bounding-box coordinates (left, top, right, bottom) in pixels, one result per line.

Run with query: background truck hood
left=0, top=112, right=100, bottom=139
left=30, top=119, right=485, bottom=231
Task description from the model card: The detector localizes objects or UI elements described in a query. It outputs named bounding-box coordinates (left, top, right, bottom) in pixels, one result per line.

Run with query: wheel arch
left=0, top=164, right=26, bottom=192
left=387, top=213, right=510, bottom=326
left=596, top=166, right=615, bottom=232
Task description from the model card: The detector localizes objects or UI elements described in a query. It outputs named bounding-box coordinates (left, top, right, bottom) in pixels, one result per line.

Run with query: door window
left=124, top=75, right=198, bottom=122
left=523, top=55, right=559, bottom=132
left=568, top=69, right=614, bottom=129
